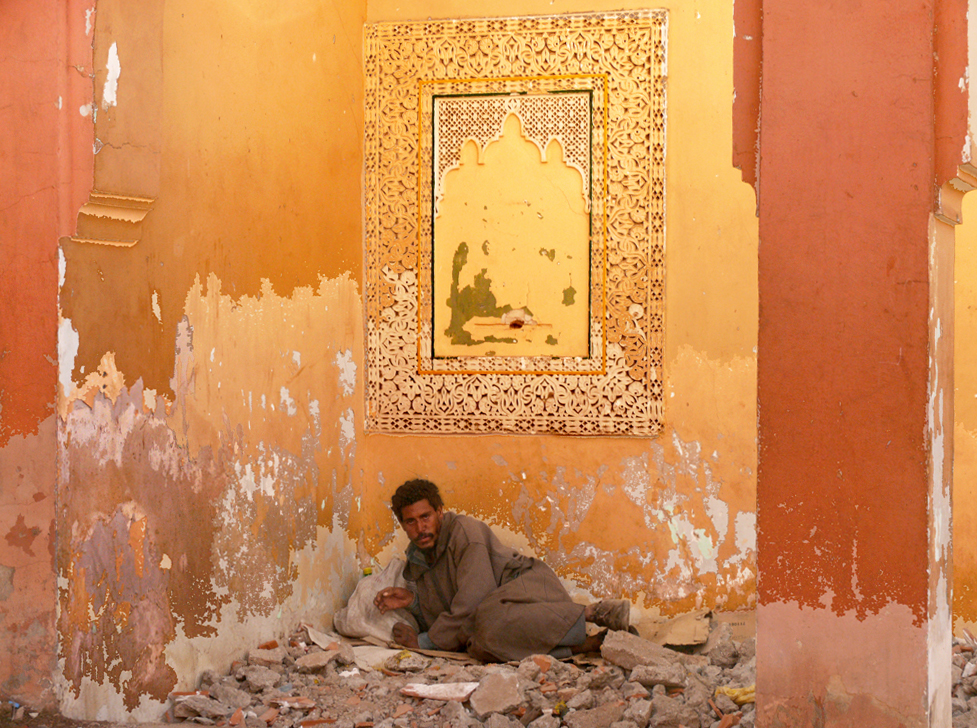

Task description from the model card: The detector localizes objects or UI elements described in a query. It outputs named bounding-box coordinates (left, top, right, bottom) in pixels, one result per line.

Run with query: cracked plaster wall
left=8, top=0, right=759, bottom=719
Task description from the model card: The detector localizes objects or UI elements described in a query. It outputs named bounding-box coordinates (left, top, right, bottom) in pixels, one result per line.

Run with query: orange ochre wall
left=10, top=0, right=758, bottom=718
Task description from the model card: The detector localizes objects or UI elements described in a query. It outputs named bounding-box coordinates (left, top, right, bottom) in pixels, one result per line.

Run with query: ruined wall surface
left=0, top=0, right=94, bottom=709
left=57, top=0, right=368, bottom=720
left=362, top=0, right=758, bottom=620
left=53, top=0, right=758, bottom=720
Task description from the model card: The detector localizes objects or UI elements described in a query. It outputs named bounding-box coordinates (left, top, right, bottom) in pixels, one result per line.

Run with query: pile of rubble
left=952, top=636, right=977, bottom=727
left=167, top=621, right=756, bottom=728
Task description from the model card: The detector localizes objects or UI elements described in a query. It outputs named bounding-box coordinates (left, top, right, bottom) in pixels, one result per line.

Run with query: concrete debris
left=950, top=640, right=977, bottom=727
left=168, top=622, right=758, bottom=728
left=469, top=672, right=523, bottom=718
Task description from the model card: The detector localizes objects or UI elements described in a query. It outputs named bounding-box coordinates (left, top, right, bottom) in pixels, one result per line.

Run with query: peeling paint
left=102, top=42, right=120, bottom=109
left=334, top=350, right=355, bottom=397
left=58, top=318, right=80, bottom=398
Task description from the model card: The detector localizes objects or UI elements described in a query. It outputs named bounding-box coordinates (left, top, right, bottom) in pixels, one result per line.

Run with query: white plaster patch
left=338, top=408, right=355, bottom=454
left=620, top=453, right=651, bottom=510
left=233, top=460, right=276, bottom=501
left=56, top=96, right=62, bottom=110
left=102, top=42, right=120, bottom=109
left=152, top=291, right=162, bottom=322
left=705, top=496, right=729, bottom=543
left=79, top=103, right=93, bottom=117
left=58, top=317, right=80, bottom=396
left=733, top=511, right=756, bottom=557
left=85, top=7, right=95, bottom=36
left=160, top=553, right=172, bottom=569
left=492, top=454, right=508, bottom=467
left=280, top=387, right=297, bottom=416
left=65, top=398, right=138, bottom=467
left=334, top=349, right=356, bottom=397
left=293, top=351, right=301, bottom=367
left=59, top=247, right=66, bottom=288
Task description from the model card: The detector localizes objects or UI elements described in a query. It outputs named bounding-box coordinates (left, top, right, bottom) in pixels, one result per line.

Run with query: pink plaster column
left=755, top=1, right=965, bottom=726
left=0, top=0, right=93, bottom=708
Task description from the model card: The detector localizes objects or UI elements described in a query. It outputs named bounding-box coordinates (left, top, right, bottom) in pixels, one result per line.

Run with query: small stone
left=649, top=693, right=700, bottom=728
left=383, top=650, right=431, bottom=673
left=484, top=714, right=522, bottom=728
left=630, top=664, right=687, bottom=689
left=621, top=682, right=650, bottom=700
left=336, top=642, right=357, bottom=666
left=199, top=669, right=221, bottom=690
left=713, top=694, right=738, bottom=715
left=296, top=651, right=339, bottom=672
left=737, top=638, right=756, bottom=661
left=174, top=695, right=233, bottom=720
left=703, top=625, right=738, bottom=669
left=211, top=682, right=254, bottom=710
left=563, top=700, right=626, bottom=728
left=440, top=700, right=477, bottom=727
left=240, top=666, right=281, bottom=691
left=567, top=690, right=594, bottom=710
left=517, top=658, right=542, bottom=683
left=601, top=631, right=684, bottom=671
left=583, top=666, right=627, bottom=691
left=250, top=647, right=287, bottom=668
left=527, top=715, right=561, bottom=728
left=727, top=656, right=756, bottom=687
left=470, top=672, right=524, bottom=719
left=610, top=722, right=640, bottom=728
left=623, top=698, right=652, bottom=728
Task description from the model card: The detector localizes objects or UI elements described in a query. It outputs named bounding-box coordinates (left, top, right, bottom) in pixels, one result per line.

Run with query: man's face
left=400, top=499, right=444, bottom=552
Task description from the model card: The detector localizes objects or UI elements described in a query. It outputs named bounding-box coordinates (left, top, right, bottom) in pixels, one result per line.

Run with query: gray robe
left=403, top=511, right=584, bottom=661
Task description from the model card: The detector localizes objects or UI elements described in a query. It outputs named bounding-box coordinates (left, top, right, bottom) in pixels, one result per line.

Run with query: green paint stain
left=444, top=241, right=512, bottom=346
left=481, top=240, right=490, bottom=255
left=546, top=335, right=558, bottom=345
left=539, top=248, right=556, bottom=261
left=562, top=286, right=576, bottom=306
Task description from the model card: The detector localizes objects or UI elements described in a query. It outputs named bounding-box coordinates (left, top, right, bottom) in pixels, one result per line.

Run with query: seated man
left=373, top=479, right=629, bottom=662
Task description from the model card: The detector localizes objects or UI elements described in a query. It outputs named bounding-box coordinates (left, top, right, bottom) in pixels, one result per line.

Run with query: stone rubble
left=952, top=638, right=977, bottom=728
left=167, top=622, right=758, bottom=728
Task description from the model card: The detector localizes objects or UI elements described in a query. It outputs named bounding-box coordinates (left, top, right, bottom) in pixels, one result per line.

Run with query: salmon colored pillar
left=0, top=0, right=93, bottom=708
left=755, top=0, right=964, bottom=726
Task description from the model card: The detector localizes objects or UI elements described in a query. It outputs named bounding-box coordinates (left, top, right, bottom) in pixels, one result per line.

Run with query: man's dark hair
left=391, top=479, right=444, bottom=521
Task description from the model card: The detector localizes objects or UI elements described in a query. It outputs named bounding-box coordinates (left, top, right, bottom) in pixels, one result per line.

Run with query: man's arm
left=426, top=539, right=498, bottom=651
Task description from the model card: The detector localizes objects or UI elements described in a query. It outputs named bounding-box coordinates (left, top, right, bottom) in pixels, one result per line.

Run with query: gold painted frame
left=365, top=11, right=666, bottom=435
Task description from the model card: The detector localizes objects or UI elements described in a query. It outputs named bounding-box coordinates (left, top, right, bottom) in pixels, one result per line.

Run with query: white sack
left=333, top=558, right=419, bottom=642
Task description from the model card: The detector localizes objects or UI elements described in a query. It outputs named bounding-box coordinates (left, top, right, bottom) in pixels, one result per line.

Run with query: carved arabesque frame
left=365, top=10, right=666, bottom=435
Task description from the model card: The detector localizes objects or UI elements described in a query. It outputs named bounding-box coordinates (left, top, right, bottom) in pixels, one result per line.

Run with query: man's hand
left=392, top=622, right=419, bottom=648
left=374, top=586, right=414, bottom=614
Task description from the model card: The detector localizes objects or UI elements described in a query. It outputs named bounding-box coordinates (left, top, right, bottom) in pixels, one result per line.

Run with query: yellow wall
left=56, top=0, right=758, bottom=718
left=362, top=0, right=759, bottom=614
left=954, top=191, right=977, bottom=632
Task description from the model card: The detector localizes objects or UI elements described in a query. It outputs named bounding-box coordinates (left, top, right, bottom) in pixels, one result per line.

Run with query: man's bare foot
left=392, top=622, right=419, bottom=648
left=570, top=629, right=607, bottom=655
